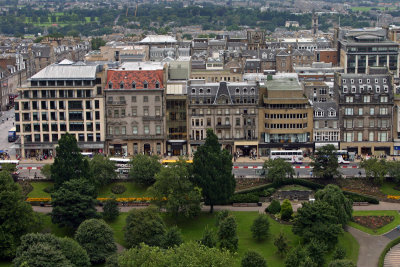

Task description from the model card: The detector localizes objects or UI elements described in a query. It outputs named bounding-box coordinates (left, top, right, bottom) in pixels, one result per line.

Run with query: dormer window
left=376, top=86, right=380, bottom=93
left=243, top=88, right=247, bottom=94
left=143, top=81, right=148, bottom=89
left=359, top=79, right=362, bottom=83
left=199, top=88, right=203, bottom=94
left=351, top=79, right=354, bottom=84
left=351, top=86, right=356, bottom=93
left=120, top=82, right=124, bottom=89
left=342, top=79, right=346, bottom=84
left=108, top=82, right=113, bottom=89
left=132, top=81, right=136, bottom=89
left=207, top=88, right=211, bottom=94
left=383, top=78, right=387, bottom=84
left=375, top=78, right=379, bottom=84
left=192, top=88, right=196, bottom=94
left=343, top=86, right=348, bottom=93
left=235, top=88, right=240, bottom=94
left=155, top=81, right=160, bottom=89
left=250, top=88, right=255, bottom=94
left=384, top=85, right=389, bottom=93
left=367, top=79, right=370, bottom=84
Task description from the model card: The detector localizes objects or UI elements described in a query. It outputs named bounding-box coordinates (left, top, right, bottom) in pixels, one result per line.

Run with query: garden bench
left=232, top=203, right=258, bottom=207
left=353, top=202, right=369, bottom=206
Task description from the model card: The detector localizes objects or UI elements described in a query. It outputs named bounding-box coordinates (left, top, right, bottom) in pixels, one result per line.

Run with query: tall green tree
left=129, top=154, right=161, bottom=186
left=360, top=158, right=388, bottom=185
left=280, top=199, right=293, bottom=221
left=51, top=178, right=98, bottom=229
left=124, top=207, right=166, bottom=248
left=388, top=161, right=400, bottom=184
left=263, top=158, right=294, bottom=183
left=51, top=133, right=90, bottom=188
left=310, top=144, right=340, bottom=179
left=193, top=129, right=235, bottom=213
left=75, top=219, right=117, bottom=264
left=315, top=184, right=353, bottom=228
left=149, top=159, right=201, bottom=218
left=0, top=172, right=41, bottom=260
left=251, top=214, right=270, bottom=241
left=218, top=215, right=238, bottom=252
left=102, top=198, right=120, bottom=221
left=293, top=201, right=343, bottom=248
left=89, top=154, right=117, bottom=188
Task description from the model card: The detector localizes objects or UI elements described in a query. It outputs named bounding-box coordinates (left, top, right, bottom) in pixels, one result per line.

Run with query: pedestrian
left=309, top=171, right=313, bottom=178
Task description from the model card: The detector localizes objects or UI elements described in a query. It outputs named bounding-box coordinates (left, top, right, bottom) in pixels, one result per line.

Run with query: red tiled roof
left=106, top=70, right=164, bottom=89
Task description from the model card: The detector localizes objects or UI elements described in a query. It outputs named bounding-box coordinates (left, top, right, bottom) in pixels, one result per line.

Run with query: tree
left=360, top=158, right=388, bottom=185
left=280, top=199, right=293, bottom=221
left=306, top=239, right=327, bottom=266
left=266, top=199, right=281, bottom=214
left=263, top=158, right=294, bottom=183
left=13, top=233, right=73, bottom=267
left=241, top=251, right=267, bottom=267
left=149, top=160, right=201, bottom=218
left=51, top=178, right=98, bottom=229
left=388, top=161, right=400, bottom=184
left=124, top=207, right=166, bottom=248
left=216, top=210, right=230, bottom=226
left=89, top=154, right=117, bottom=188
left=328, top=259, right=355, bottom=267
left=40, top=163, right=52, bottom=179
left=193, top=129, right=236, bottom=213
left=315, top=184, right=353, bottom=228
left=59, top=237, right=91, bottom=267
left=75, top=219, right=117, bottom=264
left=285, top=246, right=316, bottom=267
left=251, top=214, right=270, bottom=241
left=91, top=37, right=106, bottom=50
left=117, top=241, right=234, bottom=266
left=218, top=215, right=238, bottom=252
left=293, top=201, right=343, bottom=248
left=310, top=144, right=340, bottom=179
left=51, top=133, right=90, bottom=188
left=332, top=246, right=346, bottom=260
left=102, top=198, right=120, bottom=221
left=274, top=232, right=289, bottom=256
left=0, top=172, right=41, bottom=260
left=129, top=154, right=161, bottom=186
left=200, top=225, right=217, bottom=248
left=161, top=226, right=183, bottom=248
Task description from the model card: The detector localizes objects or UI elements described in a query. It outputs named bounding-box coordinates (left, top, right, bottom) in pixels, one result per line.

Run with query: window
left=155, top=81, right=160, bottom=89
left=375, top=78, right=379, bottom=84
left=132, top=96, right=136, bottom=102
left=314, top=121, right=319, bottom=129
left=384, top=85, right=389, bottom=93
left=114, top=109, right=119, bottom=118
left=345, top=108, right=353, bottom=115
left=367, top=79, right=370, bottom=83
left=236, top=118, right=240, bottom=126
left=121, top=109, right=125, bottom=117
left=144, top=125, right=149, bottom=134
left=351, top=79, right=354, bottom=84
left=383, top=78, right=387, bottom=84
left=380, top=96, right=388, bottom=103
left=132, top=82, right=136, bottom=89
left=345, top=132, right=354, bottom=142
left=345, top=96, right=353, bottom=103
left=363, top=96, right=371, bottom=103
left=315, top=110, right=324, bottom=117
left=108, top=82, right=112, bottom=89
left=351, top=86, right=356, bottom=93
left=358, top=108, right=363, bottom=115
left=345, top=120, right=353, bottom=129
left=369, top=132, right=374, bottom=141
left=343, top=86, right=348, bottom=93
left=132, top=126, right=138, bottom=134
left=143, top=81, right=148, bottom=89
left=380, top=107, right=388, bottom=115
left=370, top=108, right=375, bottom=115
left=376, top=86, right=380, bottom=93
left=342, top=79, right=346, bottom=84
left=319, top=88, right=327, bottom=95
left=156, top=125, right=161, bottom=135
left=358, top=119, right=363, bottom=127
left=120, top=82, right=124, bottom=89
left=378, top=132, right=388, bottom=142
left=155, top=107, right=160, bottom=116
left=121, top=126, right=126, bottom=135
left=155, top=96, right=160, bottom=102
left=143, top=96, right=148, bottom=102
left=370, top=120, right=374, bottom=127
left=143, top=107, right=149, bottom=116
left=358, top=132, right=362, bottom=141
left=192, top=89, right=196, bottom=94
left=359, top=79, right=362, bottom=83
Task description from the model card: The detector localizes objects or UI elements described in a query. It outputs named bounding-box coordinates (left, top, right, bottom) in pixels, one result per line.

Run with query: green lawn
left=97, top=182, right=149, bottom=198
left=27, top=181, right=53, bottom=198
left=109, top=211, right=357, bottom=267
left=380, top=182, right=400, bottom=196
left=39, top=213, right=74, bottom=237
left=27, top=181, right=149, bottom=198
left=279, top=184, right=311, bottom=191
left=348, top=210, right=400, bottom=235
left=351, top=6, right=394, bottom=12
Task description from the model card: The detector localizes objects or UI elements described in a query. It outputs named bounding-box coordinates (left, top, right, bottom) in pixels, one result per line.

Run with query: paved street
left=0, top=108, right=16, bottom=158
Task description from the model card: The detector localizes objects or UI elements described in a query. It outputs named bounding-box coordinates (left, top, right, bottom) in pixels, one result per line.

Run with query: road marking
left=233, top=165, right=359, bottom=169
left=18, top=167, right=41, bottom=170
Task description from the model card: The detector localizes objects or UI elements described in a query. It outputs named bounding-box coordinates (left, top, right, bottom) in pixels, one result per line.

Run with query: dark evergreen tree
left=310, top=144, right=340, bottom=179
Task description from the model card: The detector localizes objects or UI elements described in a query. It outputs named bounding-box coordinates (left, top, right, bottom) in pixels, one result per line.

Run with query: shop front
left=234, top=141, right=258, bottom=157
left=166, top=140, right=187, bottom=156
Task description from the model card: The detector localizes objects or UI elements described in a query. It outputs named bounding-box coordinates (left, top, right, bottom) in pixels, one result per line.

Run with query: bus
left=8, top=127, right=17, bottom=142
left=269, top=150, right=303, bottom=163
left=80, top=152, right=94, bottom=158
left=161, top=159, right=193, bottom=166
left=0, top=160, right=20, bottom=180
left=109, top=157, right=131, bottom=177
left=336, top=150, right=350, bottom=164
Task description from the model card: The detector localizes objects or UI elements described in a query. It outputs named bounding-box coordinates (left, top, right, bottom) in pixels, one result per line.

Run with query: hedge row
left=342, top=191, right=379, bottom=204
left=378, top=236, right=400, bottom=267
left=230, top=193, right=259, bottom=203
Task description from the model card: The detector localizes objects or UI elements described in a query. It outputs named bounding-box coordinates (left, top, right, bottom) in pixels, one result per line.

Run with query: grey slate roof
left=30, top=61, right=99, bottom=80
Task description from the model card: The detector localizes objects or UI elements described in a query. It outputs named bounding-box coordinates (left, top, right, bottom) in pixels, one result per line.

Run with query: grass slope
left=27, top=181, right=53, bottom=198
left=348, top=210, right=400, bottom=235
left=380, top=182, right=400, bottom=196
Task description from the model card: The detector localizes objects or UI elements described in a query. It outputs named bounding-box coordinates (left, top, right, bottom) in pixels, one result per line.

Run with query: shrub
left=266, top=199, right=281, bottom=214
left=103, top=198, right=119, bottom=221
left=216, top=210, right=230, bottom=227
left=18, top=181, right=33, bottom=196
left=43, top=185, right=54, bottom=194
left=251, top=214, right=270, bottom=241
left=230, top=193, right=259, bottom=203
left=161, top=226, right=183, bottom=249
left=218, top=215, right=238, bottom=252
left=342, top=191, right=379, bottom=204
left=200, top=225, right=217, bottom=248
left=105, top=254, right=119, bottom=267
left=280, top=199, right=293, bottom=221
left=332, top=246, right=346, bottom=260
left=111, top=184, right=126, bottom=194
left=241, top=250, right=267, bottom=267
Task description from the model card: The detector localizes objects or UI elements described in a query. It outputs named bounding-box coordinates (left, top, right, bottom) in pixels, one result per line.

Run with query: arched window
left=243, top=88, right=247, bottom=94
left=192, top=88, right=196, bottom=94
left=199, top=88, right=203, bottom=94
left=132, top=81, right=136, bottom=89
left=108, top=82, right=113, bottom=89
left=250, top=87, right=255, bottom=94
left=235, top=88, right=240, bottom=94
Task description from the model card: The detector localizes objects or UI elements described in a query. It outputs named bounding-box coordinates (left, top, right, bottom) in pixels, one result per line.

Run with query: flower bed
left=353, top=215, right=394, bottom=230
left=387, top=195, right=400, bottom=200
